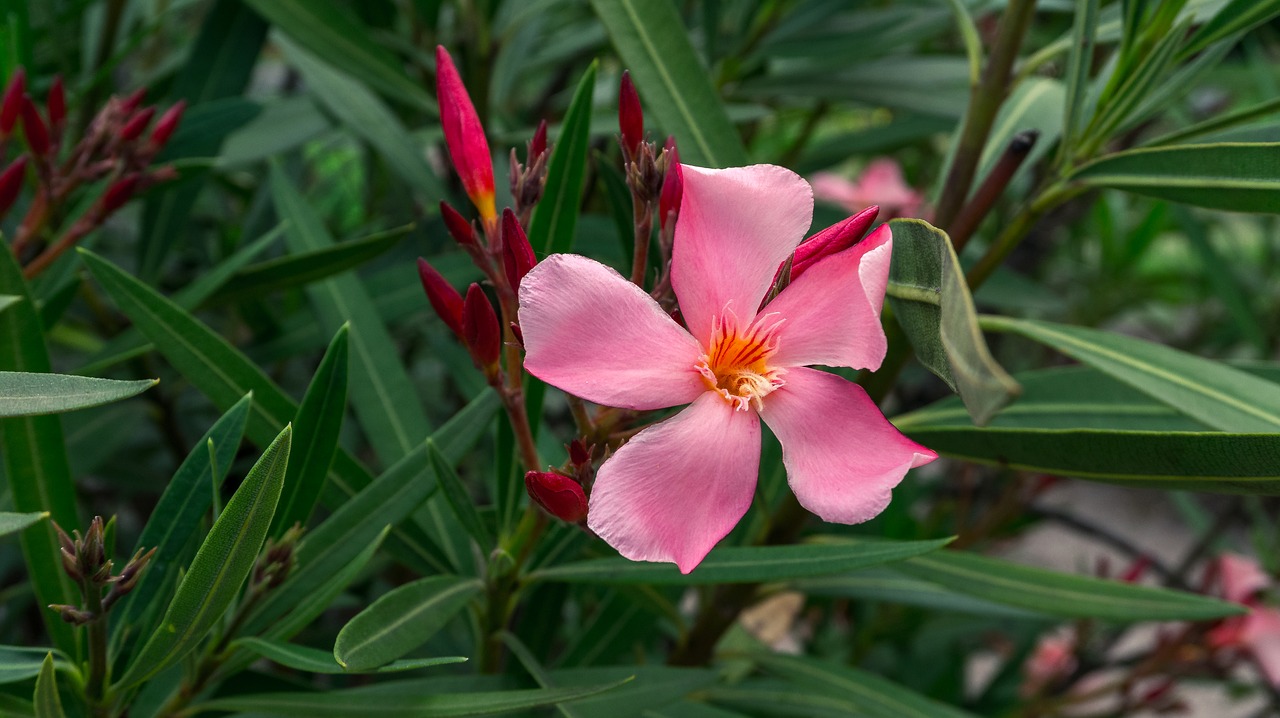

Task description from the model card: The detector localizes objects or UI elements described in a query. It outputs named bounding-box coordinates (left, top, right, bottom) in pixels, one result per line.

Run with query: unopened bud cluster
left=252, top=524, right=301, bottom=592
left=50, top=516, right=155, bottom=626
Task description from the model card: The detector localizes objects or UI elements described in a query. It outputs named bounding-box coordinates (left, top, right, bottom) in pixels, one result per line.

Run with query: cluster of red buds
left=49, top=516, right=156, bottom=626
left=523, top=439, right=597, bottom=523
left=0, top=67, right=184, bottom=277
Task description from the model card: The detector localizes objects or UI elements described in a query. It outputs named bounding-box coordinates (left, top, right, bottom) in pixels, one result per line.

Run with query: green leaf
left=334, top=576, right=483, bottom=671
left=193, top=679, right=633, bottom=717
left=0, top=511, right=46, bottom=539
left=753, top=654, right=978, bottom=718
left=115, top=426, right=292, bottom=689
left=0, top=295, right=18, bottom=313
left=171, top=0, right=269, bottom=104
left=109, top=395, right=252, bottom=651
left=981, top=316, right=1280, bottom=432
left=0, top=646, right=69, bottom=685
left=1070, top=143, right=1280, bottom=213
left=0, top=372, right=156, bottom=417
left=886, top=220, right=1020, bottom=425
left=977, top=78, right=1065, bottom=187
left=590, top=0, right=748, bottom=167
left=0, top=246, right=78, bottom=655
left=1173, top=206, right=1267, bottom=352
left=706, top=682, right=868, bottom=718
left=530, top=538, right=951, bottom=585
left=1061, top=0, right=1099, bottom=163
left=33, top=654, right=64, bottom=718
left=540, top=665, right=717, bottom=718
left=281, top=38, right=443, bottom=198
left=427, top=439, right=493, bottom=551
left=897, top=551, right=1244, bottom=621
left=794, top=567, right=1048, bottom=619
left=272, top=326, right=348, bottom=535
left=235, top=638, right=465, bottom=674
left=1181, top=0, right=1280, bottom=57
left=240, top=0, right=433, bottom=110
left=529, top=62, right=596, bottom=255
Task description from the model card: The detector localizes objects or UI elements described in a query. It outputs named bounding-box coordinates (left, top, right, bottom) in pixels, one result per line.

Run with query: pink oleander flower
left=812, top=158, right=924, bottom=220
left=1208, top=553, right=1280, bottom=686
left=435, top=46, right=497, bottom=226
left=1021, top=629, right=1079, bottom=698
left=518, top=163, right=937, bottom=573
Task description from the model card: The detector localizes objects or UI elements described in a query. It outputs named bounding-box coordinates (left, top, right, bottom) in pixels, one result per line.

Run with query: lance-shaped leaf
left=886, top=219, right=1020, bottom=425
left=33, top=654, right=65, bottom=718
left=1069, top=143, right=1280, bottom=214
left=0, top=646, right=71, bottom=686
left=427, top=439, right=493, bottom=551
left=334, top=576, right=483, bottom=671
left=529, top=62, right=596, bottom=255
left=0, top=372, right=156, bottom=417
left=0, top=511, right=46, bottom=539
left=753, top=653, right=979, bottom=718
left=0, top=295, right=20, bottom=313
left=236, top=638, right=465, bottom=674
left=115, top=426, right=292, bottom=689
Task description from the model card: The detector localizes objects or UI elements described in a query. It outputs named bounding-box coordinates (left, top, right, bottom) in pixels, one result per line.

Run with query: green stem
left=965, top=182, right=1081, bottom=290
left=85, top=588, right=110, bottom=716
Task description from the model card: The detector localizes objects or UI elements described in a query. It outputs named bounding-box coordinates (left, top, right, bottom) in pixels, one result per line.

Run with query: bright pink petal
left=760, top=367, right=935, bottom=524
left=1243, top=608, right=1280, bottom=686
left=587, top=393, right=760, bottom=573
left=519, top=254, right=704, bottom=410
left=672, top=165, right=813, bottom=345
left=765, top=224, right=892, bottom=370
left=1219, top=553, right=1270, bottom=603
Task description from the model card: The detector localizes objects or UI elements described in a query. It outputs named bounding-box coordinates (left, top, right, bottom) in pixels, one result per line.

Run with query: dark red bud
left=119, top=106, right=155, bottom=142
left=1121, top=555, right=1153, bottom=583
left=0, top=68, right=25, bottom=134
left=150, top=100, right=185, bottom=148
left=618, top=70, right=643, bottom=155
left=530, top=119, right=548, bottom=158
left=525, top=471, right=587, bottom=522
left=462, top=283, right=501, bottom=368
left=47, top=76, right=65, bottom=129
left=501, top=208, right=536, bottom=289
left=120, top=87, right=146, bottom=114
left=440, top=201, right=476, bottom=247
left=659, top=139, right=682, bottom=232
left=568, top=439, right=592, bottom=467
left=19, top=96, right=50, bottom=156
left=790, top=205, right=880, bottom=280
left=101, top=175, right=140, bottom=215
left=417, top=257, right=465, bottom=339
left=0, top=155, right=27, bottom=216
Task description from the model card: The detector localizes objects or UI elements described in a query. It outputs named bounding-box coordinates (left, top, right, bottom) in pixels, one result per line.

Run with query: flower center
left=696, top=312, right=785, bottom=412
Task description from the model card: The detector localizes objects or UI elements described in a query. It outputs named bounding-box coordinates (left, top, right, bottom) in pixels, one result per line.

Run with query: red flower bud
left=150, top=100, right=186, bottom=149
left=0, top=68, right=25, bottom=135
left=790, top=205, right=880, bottom=280
left=435, top=46, right=496, bottom=224
left=440, top=201, right=476, bottom=248
left=501, top=208, right=536, bottom=289
left=47, top=76, right=65, bottom=129
left=120, top=87, right=146, bottom=114
left=19, top=96, right=50, bottom=156
left=0, top=155, right=27, bottom=216
left=120, top=106, right=155, bottom=142
left=568, top=439, right=592, bottom=467
left=417, top=257, right=465, bottom=339
left=525, top=471, right=587, bottom=522
left=618, top=70, right=644, bottom=156
left=530, top=118, right=548, bottom=159
left=659, top=138, right=682, bottom=232
left=101, top=174, right=140, bottom=215
left=462, top=283, right=500, bottom=368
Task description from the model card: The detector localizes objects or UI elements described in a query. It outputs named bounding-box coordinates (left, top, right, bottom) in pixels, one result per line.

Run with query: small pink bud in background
left=525, top=471, right=587, bottom=522
left=120, top=87, right=146, bottom=114
left=19, top=96, right=51, bottom=156
left=618, top=70, right=644, bottom=157
left=790, top=205, right=880, bottom=280
left=659, top=137, right=682, bottom=232
left=101, top=174, right=140, bottom=215
left=530, top=119, right=548, bottom=159
left=46, top=76, right=65, bottom=130
left=0, top=69, right=25, bottom=135
left=150, top=101, right=185, bottom=149
left=119, top=106, right=155, bottom=142
left=435, top=46, right=496, bottom=225
left=417, top=258, right=465, bottom=339
left=0, top=156, right=27, bottom=216
left=812, top=158, right=924, bottom=220
left=440, top=201, right=477, bottom=248
left=462, top=283, right=501, bottom=369
left=501, top=208, right=536, bottom=289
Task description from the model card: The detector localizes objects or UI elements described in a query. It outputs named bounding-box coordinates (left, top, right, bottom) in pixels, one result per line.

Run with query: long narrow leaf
left=334, top=576, right=483, bottom=671
left=0, top=372, right=156, bottom=417
left=1069, top=143, right=1280, bottom=213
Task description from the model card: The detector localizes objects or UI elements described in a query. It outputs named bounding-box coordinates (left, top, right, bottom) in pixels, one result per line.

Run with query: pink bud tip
left=0, top=68, right=25, bottom=135
left=501, top=208, right=536, bottom=289
left=19, top=96, right=51, bottom=156
left=120, top=106, right=155, bottom=142
left=120, top=87, right=146, bottom=114
left=0, top=155, right=28, bottom=216
left=659, top=139, right=682, bottom=232
left=618, top=70, right=644, bottom=156
left=417, top=257, right=465, bottom=339
left=440, top=201, right=477, bottom=248
left=101, top=174, right=140, bottom=215
left=435, top=46, right=496, bottom=223
left=524, top=471, right=587, bottom=522
left=150, top=100, right=186, bottom=149
left=530, top=119, right=548, bottom=159
left=462, top=283, right=501, bottom=367
left=47, top=76, right=66, bottom=128
left=790, top=205, right=880, bottom=280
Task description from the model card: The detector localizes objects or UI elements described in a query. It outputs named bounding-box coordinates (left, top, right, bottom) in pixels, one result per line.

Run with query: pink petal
left=1243, top=608, right=1280, bottom=686
left=587, top=393, right=761, bottom=573
left=766, top=224, right=892, bottom=370
left=672, top=165, right=813, bottom=345
left=855, top=158, right=922, bottom=215
left=810, top=172, right=863, bottom=208
left=760, top=367, right=936, bottom=524
left=1218, top=553, right=1270, bottom=604
left=435, top=46, right=496, bottom=223
left=519, top=254, right=705, bottom=410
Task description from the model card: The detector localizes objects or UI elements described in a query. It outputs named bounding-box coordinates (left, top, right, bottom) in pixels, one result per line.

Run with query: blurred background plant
left=2, top=0, right=1280, bottom=716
